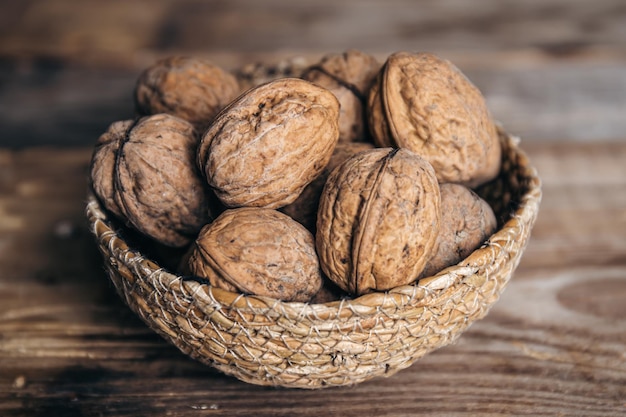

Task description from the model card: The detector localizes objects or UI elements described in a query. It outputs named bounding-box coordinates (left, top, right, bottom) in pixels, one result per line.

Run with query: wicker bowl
left=86, top=126, right=541, bottom=389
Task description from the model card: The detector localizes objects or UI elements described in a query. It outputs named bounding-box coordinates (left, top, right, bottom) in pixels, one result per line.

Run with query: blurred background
left=1, top=0, right=625, bottom=147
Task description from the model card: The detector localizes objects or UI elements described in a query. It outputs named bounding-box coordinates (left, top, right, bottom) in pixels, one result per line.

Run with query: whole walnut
left=281, top=141, right=374, bottom=232
left=368, top=52, right=501, bottom=188
left=134, top=56, right=240, bottom=131
left=420, top=183, right=498, bottom=278
left=316, top=148, right=441, bottom=295
left=90, top=114, right=211, bottom=247
left=198, top=78, right=340, bottom=209
left=302, top=49, right=380, bottom=143
left=183, top=207, right=323, bottom=302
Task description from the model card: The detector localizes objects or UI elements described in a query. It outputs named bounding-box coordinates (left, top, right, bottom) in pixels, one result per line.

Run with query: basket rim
left=86, top=127, right=542, bottom=318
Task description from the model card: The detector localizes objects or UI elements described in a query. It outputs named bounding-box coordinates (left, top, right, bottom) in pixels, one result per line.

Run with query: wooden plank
left=2, top=0, right=626, bottom=63
left=520, top=141, right=626, bottom=269
left=0, top=142, right=625, bottom=415
left=2, top=0, right=626, bottom=147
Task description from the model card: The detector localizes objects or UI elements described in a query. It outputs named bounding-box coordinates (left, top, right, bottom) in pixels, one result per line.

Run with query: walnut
left=368, top=52, right=501, bottom=188
left=316, top=148, right=441, bottom=295
left=197, top=78, right=340, bottom=209
left=234, top=57, right=309, bottom=91
left=134, top=56, right=239, bottom=131
left=420, top=183, right=497, bottom=278
left=183, top=207, right=323, bottom=302
left=90, top=114, right=211, bottom=247
left=281, top=141, right=374, bottom=232
left=302, top=49, right=380, bottom=143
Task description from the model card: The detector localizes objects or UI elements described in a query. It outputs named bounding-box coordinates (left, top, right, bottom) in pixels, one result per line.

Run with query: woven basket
left=86, top=127, right=541, bottom=389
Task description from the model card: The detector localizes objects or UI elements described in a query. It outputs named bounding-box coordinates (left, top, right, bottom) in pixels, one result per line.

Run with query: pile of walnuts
left=90, top=50, right=500, bottom=303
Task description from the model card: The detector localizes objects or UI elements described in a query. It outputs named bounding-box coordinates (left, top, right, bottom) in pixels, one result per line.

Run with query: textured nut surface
left=281, top=141, right=375, bottom=232
left=421, top=183, right=497, bottom=278
left=368, top=52, right=501, bottom=187
left=235, top=57, right=308, bottom=92
left=184, top=207, right=323, bottom=302
left=90, top=120, right=133, bottom=219
left=316, top=148, right=441, bottom=295
left=90, top=114, right=211, bottom=247
left=198, top=78, right=340, bottom=209
left=302, top=50, right=380, bottom=143
left=134, top=56, right=239, bottom=130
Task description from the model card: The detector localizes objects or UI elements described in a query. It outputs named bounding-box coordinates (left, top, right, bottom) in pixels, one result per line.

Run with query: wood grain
left=1, top=0, right=626, bottom=147
left=2, top=0, right=626, bottom=62
left=1, top=142, right=625, bottom=416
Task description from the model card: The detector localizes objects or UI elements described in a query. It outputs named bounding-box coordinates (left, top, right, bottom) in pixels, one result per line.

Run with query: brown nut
left=420, top=183, right=497, bottom=278
left=198, top=78, right=340, bottom=209
left=235, top=57, right=308, bottom=92
left=368, top=52, right=501, bottom=187
left=281, top=141, right=374, bottom=232
left=90, top=114, right=211, bottom=247
left=302, top=49, right=380, bottom=143
left=183, top=207, right=323, bottom=302
left=134, top=56, right=239, bottom=130
left=316, top=148, right=441, bottom=295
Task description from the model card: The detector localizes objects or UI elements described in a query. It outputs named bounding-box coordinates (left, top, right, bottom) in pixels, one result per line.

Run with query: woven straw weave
left=86, top=127, right=541, bottom=389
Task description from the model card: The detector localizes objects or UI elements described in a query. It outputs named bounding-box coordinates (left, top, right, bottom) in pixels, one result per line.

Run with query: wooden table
left=1, top=1, right=626, bottom=415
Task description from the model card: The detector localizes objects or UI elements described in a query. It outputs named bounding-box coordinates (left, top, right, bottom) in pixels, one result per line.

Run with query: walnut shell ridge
left=183, top=207, right=323, bottom=302
left=90, top=114, right=211, bottom=247
left=368, top=52, right=501, bottom=188
left=316, top=148, right=441, bottom=295
left=198, top=78, right=340, bottom=209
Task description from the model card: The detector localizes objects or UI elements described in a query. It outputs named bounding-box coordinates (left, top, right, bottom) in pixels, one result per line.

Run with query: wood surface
left=2, top=0, right=626, bottom=147
left=1, top=0, right=626, bottom=415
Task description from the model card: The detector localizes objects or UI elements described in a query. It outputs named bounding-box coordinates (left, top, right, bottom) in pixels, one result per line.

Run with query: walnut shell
left=134, top=56, right=239, bottom=131
left=281, top=141, right=374, bottom=232
left=90, top=119, right=133, bottom=220
left=90, top=114, right=211, bottom=247
left=235, top=57, right=308, bottom=92
left=316, top=148, right=441, bottom=295
left=420, top=183, right=497, bottom=278
left=198, top=78, right=340, bottom=209
left=368, top=52, right=501, bottom=188
left=183, top=207, right=323, bottom=302
left=302, top=49, right=380, bottom=143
